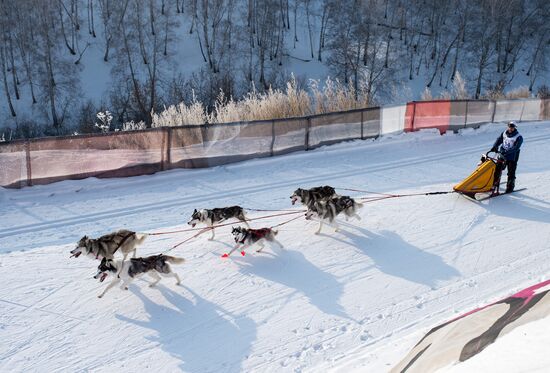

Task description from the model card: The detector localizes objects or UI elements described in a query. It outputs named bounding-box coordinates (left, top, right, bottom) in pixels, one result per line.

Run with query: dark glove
left=490, top=146, right=497, bottom=153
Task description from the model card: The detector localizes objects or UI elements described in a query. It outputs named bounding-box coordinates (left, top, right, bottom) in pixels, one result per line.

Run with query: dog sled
left=453, top=151, right=507, bottom=200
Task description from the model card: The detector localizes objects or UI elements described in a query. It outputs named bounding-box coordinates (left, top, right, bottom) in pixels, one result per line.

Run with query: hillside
left=1, top=0, right=549, bottom=138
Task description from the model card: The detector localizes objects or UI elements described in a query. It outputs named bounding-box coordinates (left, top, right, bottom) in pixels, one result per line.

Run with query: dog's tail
left=164, top=255, right=185, bottom=264
left=354, top=200, right=364, bottom=209
left=272, top=229, right=278, bottom=236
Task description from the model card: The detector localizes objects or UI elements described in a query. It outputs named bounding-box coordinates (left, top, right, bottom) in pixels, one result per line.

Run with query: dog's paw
left=97, top=295, right=103, bottom=298
left=148, top=284, right=155, bottom=288
left=176, top=282, right=181, bottom=286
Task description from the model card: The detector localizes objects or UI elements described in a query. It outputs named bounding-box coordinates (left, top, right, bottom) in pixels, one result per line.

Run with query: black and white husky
left=290, top=186, right=337, bottom=208
left=305, top=196, right=363, bottom=234
left=224, top=226, right=283, bottom=257
left=70, top=229, right=147, bottom=261
left=187, top=206, right=249, bottom=240
left=94, top=254, right=185, bottom=298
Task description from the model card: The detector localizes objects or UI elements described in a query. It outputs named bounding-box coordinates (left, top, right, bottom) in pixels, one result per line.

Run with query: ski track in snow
left=0, top=122, right=549, bottom=372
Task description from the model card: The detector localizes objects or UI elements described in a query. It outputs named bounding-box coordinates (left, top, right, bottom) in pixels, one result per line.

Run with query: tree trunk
left=0, top=46, right=16, bottom=117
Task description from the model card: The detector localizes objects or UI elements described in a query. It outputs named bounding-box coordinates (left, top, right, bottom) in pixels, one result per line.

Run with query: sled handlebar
left=485, top=151, right=504, bottom=162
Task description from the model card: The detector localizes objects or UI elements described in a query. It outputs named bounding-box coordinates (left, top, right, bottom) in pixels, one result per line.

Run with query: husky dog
left=290, top=185, right=337, bottom=208
left=305, top=196, right=363, bottom=234
left=187, top=206, right=249, bottom=240
left=224, top=226, right=283, bottom=257
left=94, top=254, right=185, bottom=298
left=70, top=229, right=147, bottom=261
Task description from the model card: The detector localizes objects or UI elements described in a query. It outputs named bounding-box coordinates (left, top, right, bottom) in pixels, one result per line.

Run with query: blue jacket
left=492, top=128, right=523, bottom=162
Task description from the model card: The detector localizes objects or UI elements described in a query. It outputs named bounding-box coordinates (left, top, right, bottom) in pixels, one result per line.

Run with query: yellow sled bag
left=454, top=155, right=500, bottom=197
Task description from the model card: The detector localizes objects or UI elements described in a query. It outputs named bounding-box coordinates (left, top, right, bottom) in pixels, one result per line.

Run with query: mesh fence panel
left=174, top=121, right=273, bottom=168
left=0, top=141, right=27, bottom=188
left=362, top=108, right=381, bottom=138
left=519, top=99, right=541, bottom=121
left=407, top=101, right=451, bottom=133
left=309, top=110, right=362, bottom=148
left=272, top=118, right=307, bottom=156
left=380, top=105, right=406, bottom=135
left=214, top=121, right=272, bottom=157
left=27, top=130, right=164, bottom=185
left=449, top=101, right=467, bottom=131
left=542, top=99, right=550, bottom=120
left=170, top=126, right=207, bottom=168
left=493, top=100, right=524, bottom=122
left=465, top=100, right=494, bottom=125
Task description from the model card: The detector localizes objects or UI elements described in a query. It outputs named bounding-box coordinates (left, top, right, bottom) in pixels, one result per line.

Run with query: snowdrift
left=392, top=279, right=550, bottom=372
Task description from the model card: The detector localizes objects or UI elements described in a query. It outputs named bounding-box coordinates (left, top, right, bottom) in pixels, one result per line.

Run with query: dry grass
left=438, top=90, right=452, bottom=100
left=151, top=93, right=208, bottom=127
left=421, top=87, right=433, bottom=101
left=121, top=120, right=147, bottom=131
left=151, top=75, right=372, bottom=127
left=451, top=72, right=468, bottom=99
left=506, top=86, right=530, bottom=99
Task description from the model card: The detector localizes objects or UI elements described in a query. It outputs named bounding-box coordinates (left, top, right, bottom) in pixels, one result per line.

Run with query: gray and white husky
left=70, top=229, right=147, bottom=261
left=290, top=185, right=337, bottom=208
left=305, top=196, right=363, bottom=234
left=187, top=206, right=249, bottom=240
left=225, top=226, right=283, bottom=257
left=94, top=254, right=185, bottom=298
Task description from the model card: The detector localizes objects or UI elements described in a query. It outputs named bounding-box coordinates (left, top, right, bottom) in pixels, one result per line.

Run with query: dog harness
left=94, top=231, right=135, bottom=260
left=238, top=228, right=272, bottom=244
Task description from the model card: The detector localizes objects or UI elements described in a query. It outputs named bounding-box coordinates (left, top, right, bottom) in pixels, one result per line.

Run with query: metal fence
left=1, top=98, right=549, bottom=188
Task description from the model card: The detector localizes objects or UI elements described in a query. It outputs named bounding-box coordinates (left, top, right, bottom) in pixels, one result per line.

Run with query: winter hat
left=508, top=120, right=517, bottom=128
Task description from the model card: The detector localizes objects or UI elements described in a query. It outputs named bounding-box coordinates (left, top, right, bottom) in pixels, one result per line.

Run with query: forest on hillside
left=0, top=0, right=549, bottom=139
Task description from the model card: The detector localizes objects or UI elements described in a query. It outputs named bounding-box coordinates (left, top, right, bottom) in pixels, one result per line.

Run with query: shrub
left=484, top=81, right=506, bottom=100
left=506, top=86, right=530, bottom=99
left=536, top=85, right=550, bottom=99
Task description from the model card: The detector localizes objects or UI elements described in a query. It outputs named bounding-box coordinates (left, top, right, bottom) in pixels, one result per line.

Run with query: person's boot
left=506, top=178, right=515, bottom=193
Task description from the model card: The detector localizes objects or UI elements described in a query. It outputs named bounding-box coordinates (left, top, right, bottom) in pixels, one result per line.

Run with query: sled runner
left=453, top=151, right=506, bottom=199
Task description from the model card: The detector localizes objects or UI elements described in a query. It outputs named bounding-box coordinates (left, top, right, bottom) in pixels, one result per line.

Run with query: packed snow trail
left=0, top=122, right=549, bottom=372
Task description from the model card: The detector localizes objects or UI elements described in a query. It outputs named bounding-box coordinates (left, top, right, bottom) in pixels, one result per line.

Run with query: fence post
left=464, top=100, right=469, bottom=129
left=491, top=100, right=497, bottom=123
left=305, top=117, right=311, bottom=150
left=25, top=140, right=32, bottom=187
left=410, top=102, right=417, bottom=132
left=160, top=129, right=166, bottom=171
left=519, top=100, right=526, bottom=122
left=360, top=110, right=364, bottom=140
left=164, top=127, right=172, bottom=170
left=270, top=120, right=275, bottom=157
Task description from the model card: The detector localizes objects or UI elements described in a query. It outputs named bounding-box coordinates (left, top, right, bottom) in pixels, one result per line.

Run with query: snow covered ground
left=0, top=121, right=549, bottom=372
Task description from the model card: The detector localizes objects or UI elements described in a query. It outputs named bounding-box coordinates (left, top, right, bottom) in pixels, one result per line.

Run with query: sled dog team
left=70, top=186, right=362, bottom=298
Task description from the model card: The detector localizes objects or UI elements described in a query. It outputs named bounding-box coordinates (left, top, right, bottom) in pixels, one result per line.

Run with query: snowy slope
left=0, top=121, right=549, bottom=372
